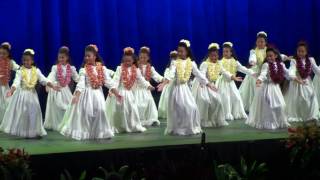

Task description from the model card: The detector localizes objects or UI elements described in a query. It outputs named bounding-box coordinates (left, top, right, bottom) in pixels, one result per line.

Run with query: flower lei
left=121, top=64, right=137, bottom=90
left=296, top=58, right=311, bottom=79
left=0, top=59, right=11, bottom=85
left=139, top=63, right=151, bottom=81
left=206, top=59, right=221, bottom=82
left=57, top=64, right=72, bottom=87
left=21, top=66, right=38, bottom=89
left=176, top=58, right=192, bottom=84
left=255, top=47, right=266, bottom=66
left=268, top=60, right=284, bottom=84
left=221, top=57, right=237, bottom=75
left=85, top=62, right=105, bottom=89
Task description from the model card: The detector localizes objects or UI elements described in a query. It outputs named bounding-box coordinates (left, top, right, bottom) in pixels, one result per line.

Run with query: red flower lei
left=268, top=60, right=285, bottom=84
left=139, top=63, right=151, bottom=81
left=57, top=64, right=72, bottom=87
left=85, top=62, right=105, bottom=89
left=121, top=64, right=137, bottom=90
left=296, top=58, right=311, bottom=79
left=0, top=58, right=11, bottom=86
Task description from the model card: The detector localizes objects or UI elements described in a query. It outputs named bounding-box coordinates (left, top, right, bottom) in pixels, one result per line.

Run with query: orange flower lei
left=85, top=62, right=105, bottom=89
left=121, top=64, right=137, bottom=90
left=0, top=58, right=11, bottom=85
left=139, top=63, right=151, bottom=81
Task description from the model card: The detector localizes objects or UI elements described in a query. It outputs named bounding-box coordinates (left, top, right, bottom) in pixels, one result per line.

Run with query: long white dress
left=133, top=65, right=163, bottom=126
left=0, top=67, right=49, bottom=137
left=246, top=62, right=290, bottom=129
left=106, top=66, right=149, bottom=133
left=216, top=58, right=255, bottom=121
left=165, top=59, right=209, bottom=135
left=158, top=68, right=171, bottom=119
left=44, top=65, right=79, bottom=131
left=59, top=66, right=115, bottom=140
left=191, top=61, right=228, bottom=127
left=285, top=58, right=320, bottom=122
left=239, top=48, right=266, bottom=112
left=0, top=60, right=20, bottom=123
left=313, top=73, right=320, bottom=107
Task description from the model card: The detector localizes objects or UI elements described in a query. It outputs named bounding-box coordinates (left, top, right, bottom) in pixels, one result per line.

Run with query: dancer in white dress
left=0, top=42, right=20, bottom=123
left=239, top=31, right=268, bottom=112
left=216, top=42, right=256, bottom=121
left=0, top=49, right=60, bottom=138
left=59, top=44, right=122, bottom=140
left=313, top=71, right=320, bottom=107
left=134, top=46, right=164, bottom=126
left=159, top=39, right=216, bottom=135
left=158, top=50, right=178, bottom=119
left=191, top=43, right=228, bottom=127
left=106, top=47, right=154, bottom=133
left=246, top=47, right=290, bottom=129
left=285, top=42, right=320, bottom=122
left=44, top=46, right=79, bottom=131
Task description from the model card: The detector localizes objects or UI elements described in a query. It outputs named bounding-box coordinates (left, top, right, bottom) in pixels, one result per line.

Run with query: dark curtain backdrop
left=0, top=0, right=319, bottom=75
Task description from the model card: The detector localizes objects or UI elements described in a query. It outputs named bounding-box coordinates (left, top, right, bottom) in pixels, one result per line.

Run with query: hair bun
left=123, top=47, right=135, bottom=55
left=88, top=44, right=98, bottom=52
left=1, top=42, right=11, bottom=50
left=24, top=48, right=35, bottom=55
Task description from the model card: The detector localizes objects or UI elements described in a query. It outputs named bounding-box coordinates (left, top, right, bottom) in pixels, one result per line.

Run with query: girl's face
left=208, top=51, right=219, bottom=62
left=0, top=49, right=9, bottom=59
left=22, top=55, right=34, bottom=68
left=138, top=52, right=149, bottom=64
left=85, top=51, right=96, bottom=65
left=123, top=55, right=134, bottom=67
left=256, top=37, right=266, bottom=49
left=177, top=46, right=187, bottom=59
left=58, top=53, right=68, bottom=65
left=266, top=51, right=278, bottom=62
left=223, top=47, right=232, bottom=59
left=297, top=46, right=307, bottom=59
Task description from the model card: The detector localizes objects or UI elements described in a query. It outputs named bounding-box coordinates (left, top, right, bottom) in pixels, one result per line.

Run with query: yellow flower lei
left=206, top=59, right=221, bottom=82
left=255, top=47, right=266, bottom=66
left=176, top=58, right=192, bottom=84
left=21, top=66, right=38, bottom=89
left=221, top=57, right=237, bottom=75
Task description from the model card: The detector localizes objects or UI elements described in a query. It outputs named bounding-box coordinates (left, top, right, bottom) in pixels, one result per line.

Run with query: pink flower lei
left=268, top=60, right=285, bottom=84
left=57, top=64, right=72, bottom=87
left=296, top=57, right=311, bottom=79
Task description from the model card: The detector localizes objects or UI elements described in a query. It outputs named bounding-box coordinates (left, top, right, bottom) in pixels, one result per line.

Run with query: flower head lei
left=140, top=46, right=150, bottom=53
left=123, top=47, right=135, bottom=54
left=223, top=42, right=233, bottom=48
left=1, top=42, right=11, bottom=50
left=257, top=31, right=268, bottom=37
left=88, top=44, right=98, bottom=52
left=24, top=48, right=35, bottom=55
left=208, top=43, right=220, bottom=50
left=180, top=39, right=191, bottom=47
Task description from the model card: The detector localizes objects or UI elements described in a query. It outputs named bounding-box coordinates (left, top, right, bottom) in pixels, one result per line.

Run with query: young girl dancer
left=246, top=47, right=290, bottom=129
left=106, top=47, right=154, bottom=133
left=59, top=44, right=122, bottom=140
left=285, top=42, right=320, bottom=122
left=216, top=42, right=255, bottom=121
left=134, top=46, right=163, bottom=126
left=161, top=39, right=215, bottom=135
left=44, top=46, right=79, bottom=131
left=0, top=42, right=20, bottom=123
left=158, top=50, right=178, bottom=119
left=0, top=49, right=59, bottom=138
left=239, top=31, right=268, bottom=112
left=191, top=43, right=228, bottom=127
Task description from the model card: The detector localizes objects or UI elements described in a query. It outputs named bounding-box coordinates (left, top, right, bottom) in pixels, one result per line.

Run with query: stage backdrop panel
left=0, top=0, right=319, bottom=74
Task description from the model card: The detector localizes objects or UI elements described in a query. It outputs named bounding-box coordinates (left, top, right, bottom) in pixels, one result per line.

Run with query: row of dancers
left=0, top=31, right=319, bottom=140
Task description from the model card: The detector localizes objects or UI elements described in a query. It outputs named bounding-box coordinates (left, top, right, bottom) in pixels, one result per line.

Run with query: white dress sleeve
left=37, top=68, right=50, bottom=86
left=236, top=61, right=255, bottom=75
left=151, top=66, right=163, bottom=83
left=192, top=61, right=208, bottom=85
left=103, top=66, right=116, bottom=89
left=112, top=66, right=121, bottom=89
left=10, top=60, right=20, bottom=71
left=71, top=66, right=80, bottom=83
left=75, top=68, right=86, bottom=93
left=258, top=63, right=268, bottom=82
left=199, top=62, right=207, bottom=75
left=249, top=49, right=257, bottom=65
left=12, top=70, right=21, bottom=88
left=47, top=66, right=57, bottom=82
left=310, top=57, right=320, bottom=76
left=288, top=60, right=297, bottom=79
left=136, top=68, right=151, bottom=88
left=164, top=61, right=176, bottom=81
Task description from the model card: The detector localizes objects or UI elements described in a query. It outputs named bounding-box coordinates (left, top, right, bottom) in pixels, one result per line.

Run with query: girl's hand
left=52, top=85, right=61, bottom=91
left=45, top=86, right=50, bottom=92
left=148, top=86, right=155, bottom=91
left=231, top=76, right=243, bottom=82
left=207, top=83, right=218, bottom=92
left=115, top=93, right=123, bottom=103
left=157, top=83, right=166, bottom=92
left=294, top=77, right=306, bottom=85
left=6, top=90, right=13, bottom=97
left=71, top=95, right=79, bottom=104
left=256, top=79, right=262, bottom=87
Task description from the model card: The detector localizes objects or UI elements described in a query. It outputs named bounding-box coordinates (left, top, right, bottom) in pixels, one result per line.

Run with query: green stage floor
left=0, top=120, right=289, bottom=155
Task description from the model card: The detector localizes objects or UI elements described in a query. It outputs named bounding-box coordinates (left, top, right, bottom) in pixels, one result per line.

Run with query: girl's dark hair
left=222, top=43, right=238, bottom=59
left=0, top=44, right=12, bottom=59
left=254, top=34, right=268, bottom=49
left=57, top=46, right=72, bottom=64
left=294, top=41, right=309, bottom=60
left=202, top=47, right=219, bottom=62
left=178, top=41, right=195, bottom=61
left=263, top=47, right=282, bottom=64
left=139, top=47, right=152, bottom=64
left=82, top=45, right=104, bottom=67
